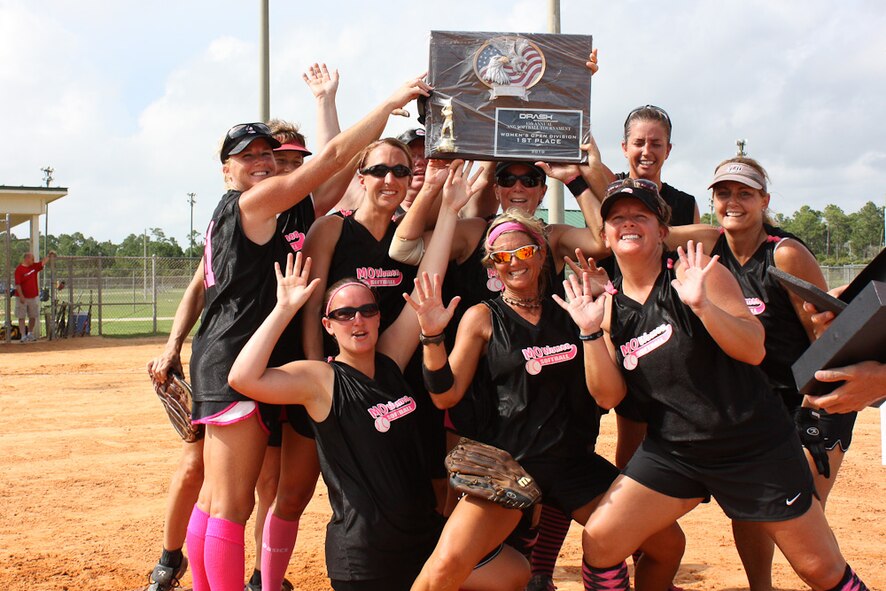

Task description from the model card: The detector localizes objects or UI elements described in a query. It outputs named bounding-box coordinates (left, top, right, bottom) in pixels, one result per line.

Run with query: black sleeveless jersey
left=711, top=232, right=811, bottom=396
left=269, top=198, right=316, bottom=366
left=191, top=190, right=276, bottom=402
left=470, top=297, right=601, bottom=468
left=314, top=354, right=443, bottom=581
left=609, top=252, right=794, bottom=458
left=328, top=214, right=418, bottom=336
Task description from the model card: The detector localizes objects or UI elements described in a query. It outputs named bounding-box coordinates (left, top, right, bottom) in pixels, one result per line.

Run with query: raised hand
left=422, top=158, right=451, bottom=191
left=275, top=252, right=321, bottom=313
left=553, top=271, right=606, bottom=334
left=564, top=248, right=611, bottom=297
left=404, top=272, right=460, bottom=338
left=442, top=160, right=487, bottom=213
left=535, top=160, right=581, bottom=184
left=389, top=73, right=433, bottom=112
left=302, top=63, right=339, bottom=100
left=670, top=240, right=719, bottom=312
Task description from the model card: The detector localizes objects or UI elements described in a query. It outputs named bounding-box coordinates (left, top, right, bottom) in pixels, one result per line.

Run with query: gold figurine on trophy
left=435, top=98, right=457, bottom=152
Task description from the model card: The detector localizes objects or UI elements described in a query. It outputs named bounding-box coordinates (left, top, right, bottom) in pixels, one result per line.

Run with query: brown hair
left=624, top=105, right=672, bottom=143
left=356, top=138, right=413, bottom=172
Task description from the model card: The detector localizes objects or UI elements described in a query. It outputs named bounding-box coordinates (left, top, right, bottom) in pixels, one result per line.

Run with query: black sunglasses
left=326, top=302, right=381, bottom=321
left=226, top=122, right=272, bottom=140
left=360, top=164, right=413, bottom=178
left=496, top=173, right=543, bottom=188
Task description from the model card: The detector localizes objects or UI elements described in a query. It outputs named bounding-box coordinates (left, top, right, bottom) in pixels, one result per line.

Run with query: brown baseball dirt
left=1, top=337, right=883, bottom=590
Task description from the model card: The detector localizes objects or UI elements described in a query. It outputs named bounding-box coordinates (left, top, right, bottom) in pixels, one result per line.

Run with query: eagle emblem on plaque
left=473, top=36, right=546, bottom=100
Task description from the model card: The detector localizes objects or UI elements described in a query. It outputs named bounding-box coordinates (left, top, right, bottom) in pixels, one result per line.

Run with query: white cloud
left=1, top=0, right=884, bottom=245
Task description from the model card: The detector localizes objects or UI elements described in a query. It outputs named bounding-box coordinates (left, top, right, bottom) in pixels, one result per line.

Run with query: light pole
left=187, top=192, right=197, bottom=256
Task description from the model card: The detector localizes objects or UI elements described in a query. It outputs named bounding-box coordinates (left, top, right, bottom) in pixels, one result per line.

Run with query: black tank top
left=328, top=214, right=418, bottom=335
left=315, top=354, right=443, bottom=581
left=191, top=190, right=276, bottom=402
left=269, top=198, right=316, bottom=366
left=711, top=232, right=811, bottom=400
left=609, top=252, right=793, bottom=458
left=472, top=297, right=601, bottom=468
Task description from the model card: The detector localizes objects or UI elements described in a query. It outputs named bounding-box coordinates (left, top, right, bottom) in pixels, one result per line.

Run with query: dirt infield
left=1, top=336, right=884, bottom=591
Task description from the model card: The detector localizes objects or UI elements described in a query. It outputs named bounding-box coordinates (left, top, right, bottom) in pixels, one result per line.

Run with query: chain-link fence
left=2, top=255, right=199, bottom=342
left=0, top=256, right=870, bottom=343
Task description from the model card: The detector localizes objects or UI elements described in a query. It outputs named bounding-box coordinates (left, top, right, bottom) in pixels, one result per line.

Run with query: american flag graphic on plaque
left=474, top=36, right=545, bottom=91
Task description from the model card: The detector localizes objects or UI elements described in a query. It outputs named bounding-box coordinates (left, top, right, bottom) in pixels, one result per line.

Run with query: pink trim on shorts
left=193, top=401, right=270, bottom=434
left=443, top=409, right=455, bottom=431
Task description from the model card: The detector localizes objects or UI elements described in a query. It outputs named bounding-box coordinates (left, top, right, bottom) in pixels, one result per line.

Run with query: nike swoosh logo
left=786, top=493, right=802, bottom=506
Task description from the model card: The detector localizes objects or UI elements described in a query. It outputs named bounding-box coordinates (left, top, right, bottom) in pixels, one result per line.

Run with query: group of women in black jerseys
left=161, top=57, right=871, bottom=591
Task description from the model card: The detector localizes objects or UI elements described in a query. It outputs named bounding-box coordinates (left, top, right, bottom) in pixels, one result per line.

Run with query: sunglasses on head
left=496, top=173, right=543, bottom=188
left=605, top=177, right=659, bottom=198
left=326, top=302, right=381, bottom=321
left=226, top=122, right=272, bottom=140
left=624, top=104, right=672, bottom=129
left=360, top=164, right=413, bottom=178
left=488, top=244, right=540, bottom=265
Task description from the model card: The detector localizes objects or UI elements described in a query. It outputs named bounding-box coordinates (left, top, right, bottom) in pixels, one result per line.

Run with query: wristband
left=423, top=360, right=454, bottom=394
left=566, top=175, right=590, bottom=197
left=579, top=329, right=605, bottom=341
left=419, top=332, right=446, bottom=346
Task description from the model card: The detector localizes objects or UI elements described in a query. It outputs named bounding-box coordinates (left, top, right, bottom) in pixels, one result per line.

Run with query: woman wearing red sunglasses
left=183, top=76, right=430, bottom=591
left=228, top=163, right=528, bottom=591
left=408, top=208, right=683, bottom=591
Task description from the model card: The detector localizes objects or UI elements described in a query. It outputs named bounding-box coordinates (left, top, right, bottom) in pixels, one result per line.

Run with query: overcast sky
left=2, top=0, right=885, bottom=245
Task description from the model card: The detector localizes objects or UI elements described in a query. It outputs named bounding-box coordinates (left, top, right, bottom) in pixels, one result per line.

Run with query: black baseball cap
left=220, top=122, right=281, bottom=163
left=397, top=128, right=426, bottom=146
left=600, top=178, right=670, bottom=225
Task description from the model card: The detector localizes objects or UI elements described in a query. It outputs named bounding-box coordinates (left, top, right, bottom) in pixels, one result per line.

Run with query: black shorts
left=285, top=404, right=316, bottom=439
left=330, top=568, right=421, bottom=591
left=820, top=410, right=857, bottom=452
left=523, top=453, right=619, bottom=515
left=624, top=435, right=816, bottom=522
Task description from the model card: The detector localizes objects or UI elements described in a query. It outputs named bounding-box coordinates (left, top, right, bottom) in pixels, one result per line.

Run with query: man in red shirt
left=14, top=251, right=54, bottom=342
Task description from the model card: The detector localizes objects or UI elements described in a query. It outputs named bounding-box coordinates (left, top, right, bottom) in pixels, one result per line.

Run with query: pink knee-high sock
left=186, top=506, right=210, bottom=591
left=826, top=565, right=869, bottom=591
left=531, top=504, right=572, bottom=577
left=204, top=517, right=245, bottom=591
left=261, top=513, right=300, bottom=591
left=582, top=558, right=629, bottom=591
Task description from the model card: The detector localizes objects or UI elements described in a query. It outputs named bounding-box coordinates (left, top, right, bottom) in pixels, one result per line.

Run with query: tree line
left=698, top=200, right=884, bottom=265
left=5, top=201, right=885, bottom=267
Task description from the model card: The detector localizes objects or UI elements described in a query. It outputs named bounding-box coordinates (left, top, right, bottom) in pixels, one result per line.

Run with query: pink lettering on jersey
left=485, top=267, right=504, bottom=292
left=355, top=267, right=403, bottom=288
left=618, top=323, right=673, bottom=371
left=203, top=220, right=216, bottom=289
left=285, top=230, right=305, bottom=252
left=521, top=343, right=578, bottom=376
left=367, top=396, right=417, bottom=433
left=745, top=297, right=766, bottom=315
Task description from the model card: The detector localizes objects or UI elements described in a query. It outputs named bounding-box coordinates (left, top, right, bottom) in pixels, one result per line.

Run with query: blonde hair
left=713, top=156, right=774, bottom=225
left=267, top=118, right=307, bottom=147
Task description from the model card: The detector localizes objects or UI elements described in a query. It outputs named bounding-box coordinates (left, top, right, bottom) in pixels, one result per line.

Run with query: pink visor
left=274, top=141, right=312, bottom=156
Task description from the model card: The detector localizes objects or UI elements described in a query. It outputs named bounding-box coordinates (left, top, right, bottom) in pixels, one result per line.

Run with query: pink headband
left=487, top=221, right=542, bottom=248
left=324, top=281, right=374, bottom=317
